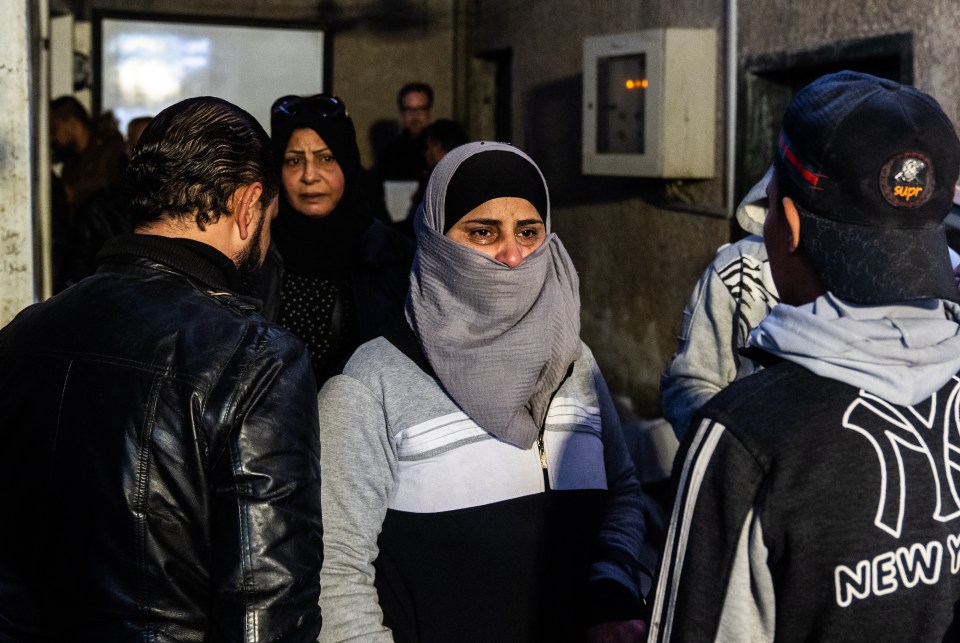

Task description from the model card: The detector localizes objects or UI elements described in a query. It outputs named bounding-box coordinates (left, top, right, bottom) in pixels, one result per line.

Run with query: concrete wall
left=0, top=1, right=40, bottom=326
left=471, top=0, right=731, bottom=414
left=739, top=1, right=960, bottom=126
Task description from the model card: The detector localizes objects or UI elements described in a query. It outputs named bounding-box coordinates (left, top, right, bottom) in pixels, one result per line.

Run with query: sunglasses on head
left=271, top=94, right=347, bottom=119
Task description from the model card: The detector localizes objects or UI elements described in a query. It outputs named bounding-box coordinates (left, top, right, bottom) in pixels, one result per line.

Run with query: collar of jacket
left=382, top=314, right=435, bottom=378
left=96, top=234, right=253, bottom=302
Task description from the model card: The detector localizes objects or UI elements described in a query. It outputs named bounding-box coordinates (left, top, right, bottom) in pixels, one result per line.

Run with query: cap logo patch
left=879, top=152, right=934, bottom=208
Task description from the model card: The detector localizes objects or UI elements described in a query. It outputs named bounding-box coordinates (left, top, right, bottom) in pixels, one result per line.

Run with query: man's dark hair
left=124, top=97, right=279, bottom=230
left=397, top=82, right=434, bottom=109
left=426, top=119, right=468, bottom=153
left=50, top=95, right=92, bottom=130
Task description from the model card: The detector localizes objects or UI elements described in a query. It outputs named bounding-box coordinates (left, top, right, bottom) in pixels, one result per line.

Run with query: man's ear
left=231, top=182, right=264, bottom=241
left=781, top=197, right=803, bottom=253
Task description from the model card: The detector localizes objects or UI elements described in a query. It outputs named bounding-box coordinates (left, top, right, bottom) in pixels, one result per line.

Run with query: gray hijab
left=405, top=141, right=582, bottom=449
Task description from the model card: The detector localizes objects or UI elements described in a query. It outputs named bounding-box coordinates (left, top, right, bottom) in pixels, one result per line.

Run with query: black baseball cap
left=774, top=70, right=960, bottom=304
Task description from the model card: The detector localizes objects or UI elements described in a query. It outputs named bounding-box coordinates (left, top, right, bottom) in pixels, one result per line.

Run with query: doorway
left=736, top=32, right=913, bottom=220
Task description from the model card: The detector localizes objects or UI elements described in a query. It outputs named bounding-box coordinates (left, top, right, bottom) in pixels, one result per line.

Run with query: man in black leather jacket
left=0, top=97, right=323, bottom=641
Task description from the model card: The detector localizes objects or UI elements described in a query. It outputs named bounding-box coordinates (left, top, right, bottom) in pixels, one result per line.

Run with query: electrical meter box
left=582, top=28, right=717, bottom=178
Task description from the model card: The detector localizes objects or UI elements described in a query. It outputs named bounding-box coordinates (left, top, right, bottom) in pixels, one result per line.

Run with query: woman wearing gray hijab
left=318, top=142, right=649, bottom=643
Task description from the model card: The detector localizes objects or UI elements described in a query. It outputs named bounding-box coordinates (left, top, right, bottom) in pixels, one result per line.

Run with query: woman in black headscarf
left=262, top=94, right=413, bottom=386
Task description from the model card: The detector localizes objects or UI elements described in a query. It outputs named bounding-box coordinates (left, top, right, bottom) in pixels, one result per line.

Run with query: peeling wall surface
left=0, top=1, right=35, bottom=327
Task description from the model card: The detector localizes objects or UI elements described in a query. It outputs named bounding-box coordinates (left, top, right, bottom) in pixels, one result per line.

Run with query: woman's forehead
left=285, top=127, right=328, bottom=149
left=456, top=197, right=543, bottom=223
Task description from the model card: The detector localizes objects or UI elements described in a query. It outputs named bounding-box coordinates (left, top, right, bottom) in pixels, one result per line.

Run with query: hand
left=587, top=619, right=649, bottom=643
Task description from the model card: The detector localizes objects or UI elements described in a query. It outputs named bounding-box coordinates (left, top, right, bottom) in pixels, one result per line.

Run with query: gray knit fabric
left=405, top=141, right=582, bottom=448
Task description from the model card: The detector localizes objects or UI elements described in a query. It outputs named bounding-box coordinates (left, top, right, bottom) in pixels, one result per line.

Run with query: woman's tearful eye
left=468, top=227, right=498, bottom=244
left=517, top=227, right=543, bottom=245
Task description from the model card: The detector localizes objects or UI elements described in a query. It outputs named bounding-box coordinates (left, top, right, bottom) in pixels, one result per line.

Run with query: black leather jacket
left=0, top=235, right=323, bottom=642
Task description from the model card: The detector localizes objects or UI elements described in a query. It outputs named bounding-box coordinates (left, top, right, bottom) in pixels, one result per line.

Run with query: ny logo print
left=843, top=377, right=960, bottom=539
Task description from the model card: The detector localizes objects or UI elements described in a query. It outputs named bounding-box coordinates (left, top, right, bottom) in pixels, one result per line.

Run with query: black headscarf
left=270, top=100, right=371, bottom=277
left=443, top=150, right=548, bottom=232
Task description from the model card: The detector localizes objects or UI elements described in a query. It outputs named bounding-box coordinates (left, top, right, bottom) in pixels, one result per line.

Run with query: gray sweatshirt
left=317, top=337, right=648, bottom=642
left=661, top=235, right=779, bottom=438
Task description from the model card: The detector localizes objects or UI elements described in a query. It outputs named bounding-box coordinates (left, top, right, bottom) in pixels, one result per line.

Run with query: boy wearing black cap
left=648, top=71, right=960, bottom=641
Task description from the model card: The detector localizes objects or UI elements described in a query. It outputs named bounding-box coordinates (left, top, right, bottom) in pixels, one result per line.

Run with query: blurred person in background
left=424, top=117, right=468, bottom=169
left=50, top=95, right=126, bottom=209
left=375, top=81, right=434, bottom=183
left=125, top=115, right=153, bottom=159
left=401, top=117, right=471, bottom=235
left=63, top=113, right=150, bottom=287
left=50, top=96, right=130, bottom=290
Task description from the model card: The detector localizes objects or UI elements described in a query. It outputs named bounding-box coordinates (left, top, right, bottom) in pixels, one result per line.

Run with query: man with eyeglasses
left=375, top=82, right=435, bottom=208
left=397, top=82, right=433, bottom=145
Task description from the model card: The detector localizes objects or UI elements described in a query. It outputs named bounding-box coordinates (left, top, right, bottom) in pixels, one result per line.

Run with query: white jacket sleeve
left=318, top=374, right=397, bottom=643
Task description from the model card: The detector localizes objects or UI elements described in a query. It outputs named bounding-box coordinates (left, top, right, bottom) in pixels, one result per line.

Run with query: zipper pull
left=538, top=433, right=550, bottom=490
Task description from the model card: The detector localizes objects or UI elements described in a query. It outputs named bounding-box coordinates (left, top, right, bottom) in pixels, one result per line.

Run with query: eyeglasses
left=271, top=94, right=347, bottom=119
left=400, top=103, right=430, bottom=114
